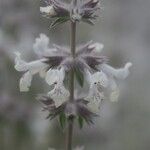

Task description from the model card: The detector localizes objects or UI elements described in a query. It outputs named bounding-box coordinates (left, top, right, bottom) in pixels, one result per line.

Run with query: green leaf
left=59, top=113, right=66, bottom=129
left=50, top=17, right=69, bottom=29
left=74, top=68, right=84, bottom=87
left=78, top=116, right=84, bottom=129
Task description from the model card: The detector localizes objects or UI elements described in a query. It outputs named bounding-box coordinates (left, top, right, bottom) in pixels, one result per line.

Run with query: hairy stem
left=66, top=21, right=76, bottom=150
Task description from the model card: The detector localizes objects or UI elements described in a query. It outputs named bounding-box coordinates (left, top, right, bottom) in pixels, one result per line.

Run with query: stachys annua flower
left=85, top=61, right=132, bottom=112
left=46, top=67, right=70, bottom=107
left=14, top=52, right=48, bottom=92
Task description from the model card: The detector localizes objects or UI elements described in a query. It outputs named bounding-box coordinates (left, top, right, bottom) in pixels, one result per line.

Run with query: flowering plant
left=14, top=0, right=132, bottom=149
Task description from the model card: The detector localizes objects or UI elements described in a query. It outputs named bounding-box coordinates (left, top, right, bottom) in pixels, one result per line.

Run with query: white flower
left=19, top=71, right=32, bottom=92
left=33, top=33, right=56, bottom=57
left=85, top=70, right=108, bottom=112
left=108, top=78, right=120, bottom=102
left=86, top=62, right=132, bottom=111
left=45, top=68, right=65, bottom=86
left=40, top=6, right=56, bottom=16
left=48, top=83, right=70, bottom=108
left=46, top=68, right=70, bottom=107
left=88, top=42, right=104, bottom=53
left=14, top=52, right=48, bottom=92
left=100, top=62, right=132, bottom=102
left=101, top=62, right=132, bottom=80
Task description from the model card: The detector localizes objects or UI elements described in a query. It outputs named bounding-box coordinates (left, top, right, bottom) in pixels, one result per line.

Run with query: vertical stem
left=71, top=21, right=76, bottom=58
left=66, top=21, right=76, bottom=150
left=66, top=117, right=74, bottom=150
left=70, top=21, right=76, bottom=100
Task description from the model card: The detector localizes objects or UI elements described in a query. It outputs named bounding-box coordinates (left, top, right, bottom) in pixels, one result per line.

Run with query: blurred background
left=0, top=0, right=150, bottom=150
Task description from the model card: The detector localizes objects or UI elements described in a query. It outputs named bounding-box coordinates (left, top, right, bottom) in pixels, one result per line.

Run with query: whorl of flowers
left=40, top=0, right=101, bottom=27
left=14, top=33, right=132, bottom=126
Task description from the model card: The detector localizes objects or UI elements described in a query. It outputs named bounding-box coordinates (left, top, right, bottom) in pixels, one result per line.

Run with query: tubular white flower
left=14, top=52, right=48, bottom=92
left=86, top=70, right=108, bottom=88
left=101, top=62, right=132, bottom=80
left=88, top=42, right=104, bottom=53
left=40, top=6, right=56, bottom=16
left=33, top=34, right=57, bottom=57
left=46, top=67, right=69, bottom=107
left=86, top=61, right=132, bottom=111
left=48, top=83, right=70, bottom=108
left=14, top=52, right=28, bottom=72
left=99, top=62, right=132, bottom=102
left=86, top=70, right=108, bottom=112
left=33, top=34, right=49, bottom=53
left=46, top=68, right=65, bottom=85
left=108, top=78, right=120, bottom=102
left=87, top=93, right=104, bottom=113
left=19, top=71, right=32, bottom=92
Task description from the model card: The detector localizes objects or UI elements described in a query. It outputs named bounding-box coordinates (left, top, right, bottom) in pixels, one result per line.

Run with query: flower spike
left=14, top=2, right=133, bottom=149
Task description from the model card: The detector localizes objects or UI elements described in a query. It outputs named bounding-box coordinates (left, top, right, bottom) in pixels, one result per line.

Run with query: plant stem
left=66, top=117, right=74, bottom=150
left=66, top=21, right=76, bottom=150
left=70, top=21, right=76, bottom=100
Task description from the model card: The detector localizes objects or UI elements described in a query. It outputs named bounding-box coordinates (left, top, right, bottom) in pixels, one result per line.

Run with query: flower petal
left=87, top=100, right=101, bottom=113
left=33, top=34, right=50, bottom=56
left=46, top=69, right=58, bottom=85
left=86, top=83, right=104, bottom=113
left=27, top=59, right=48, bottom=75
left=39, top=68, right=47, bottom=78
left=14, top=51, right=48, bottom=75
left=101, top=62, right=132, bottom=80
left=19, top=71, right=32, bottom=92
left=46, top=68, right=65, bottom=85
left=85, top=70, right=92, bottom=82
left=48, top=84, right=70, bottom=108
left=40, top=6, right=56, bottom=16
left=14, top=52, right=28, bottom=72
left=87, top=71, right=108, bottom=88
left=109, top=78, right=120, bottom=102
